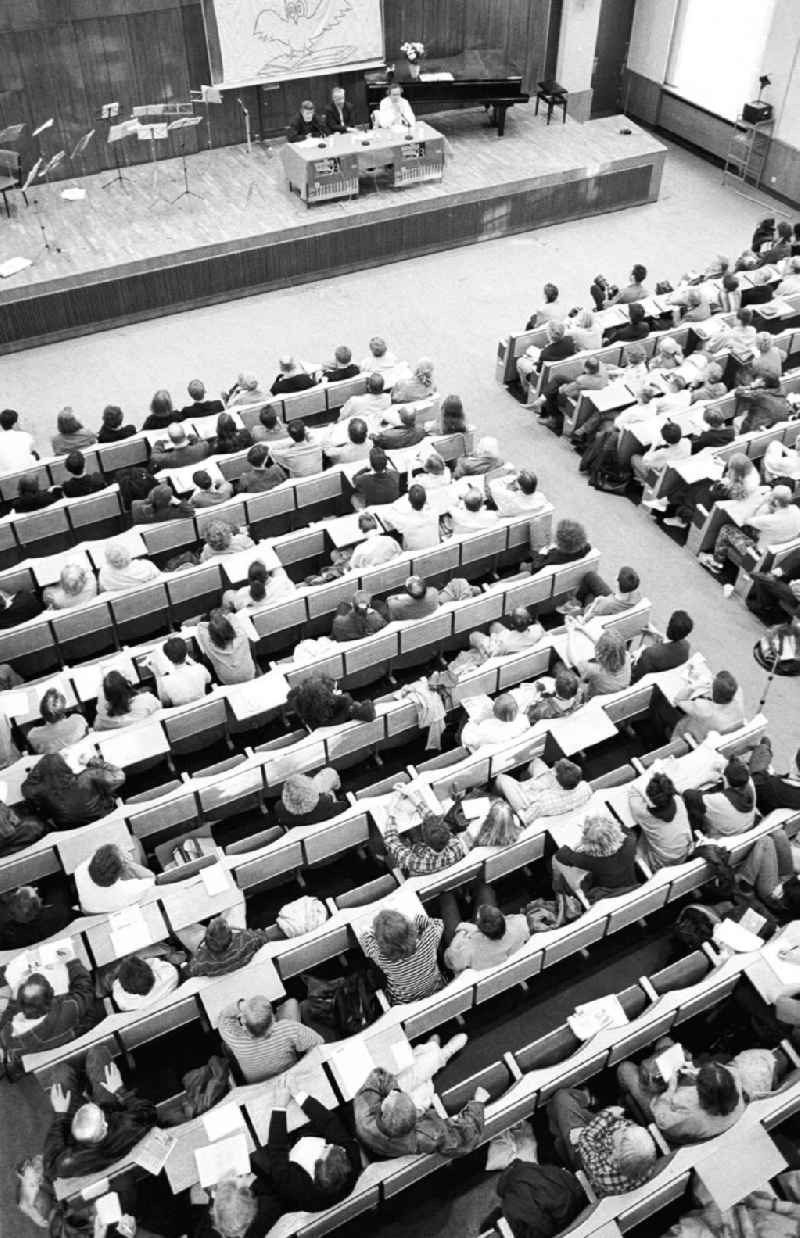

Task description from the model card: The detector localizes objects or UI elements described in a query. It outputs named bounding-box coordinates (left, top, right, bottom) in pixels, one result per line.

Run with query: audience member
left=378, top=785, right=480, bottom=876
left=684, top=756, right=757, bottom=836
left=352, top=447, right=400, bottom=508
left=444, top=898, right=530, bottom=974
left=341, top=371, right=391, bottom=423
left=354, top=1066, right=485, bottom=1159
left=62, top=451, right=107, bottom=497
left=98, top=540, right=162, bottom=592
left=630, top=610, right=693, bottom=681
left=74, top=842, right=156, bottom=914
left=189, top=468, right=234, bottom=507
left=21, top=753, right=124, bottom=829
left=553, top=814, right=639, bottom=901
left=0, top=408, right=37, bottom=472
left=186, top=914, right=270, bottom=978
left=672, top=669, right=745, bottom=742
left=360, top=908, right=447, bottom=1004
left=94, top=670, right=160, bottom=730
left=700, top=486, right=800, bottom=574
left=496, top=757, right=591, bottom=825
left=748, top=737, right=800, bottom=813
left=689, top=406, right=734, bottom=453
left=324, top=417, right=370, bottom=464
left=256, top=1091, right=360, bottom=1212
left=0, top=959, right=102, bottom=1079
left=527, top=667, right=581, bottom=721
left=151, top=422, right=210, bottom=470
left=43, top=1048, right=156, bottom=1178
left=372, top=407, right=427, bottom=451
left=650, top=1061, right=745, bottom=1144
left=97, top=404, right=136, bottom=442
left=613, top=264, right=650, bottom=304
left=274, top=770, right=342, bottom=829
left=453, top=436, right=505, bottom=481
left=381, top=483, right=439, bottom=549
left=462, top=693, right=530, bottom=751
left=250, top=406, right=288, bottom=443
left=196, top=608, right=256, bottom=684
left=273, top=419, right=323, bottom=476
left=43, top=562, right=97, bottom=611
left=200, top=519, right=255, bottom=561
left=489, top=469, right=548, bottom=516
left=569, top=565, right=641, bottom=619
left=51, top=409, right=97, bottom=456
left=437, top=393, right=468, bottom=434
left=27, top=689, right=88, bottom=754
left=219, top=995, right=323, bottom=1083
left=529, top=519, right=590, bottom=572
left=13, top=474, right=61, bottom=512
left=153, top=635, right=212, bottom=706
left=286, top=674, right=376, bottom=729
left=331, top=591, right=388, bottom=641
left=112, top=955, right=180, bottom=1012
left=628, top=772, right=693, bottom=870
left=526, top=282, right=562, bottom=327
left=131, top=482, right=194, bottom=523
left=0, top=886, right=75, bottom=951
left=569, top=626, right=632, bottom=699
left=470, top=607, right=544, bottom=658
left=631, top=421, right=690, bottom=485
left=180, top=379, right=224, bottom=418
left=547, top=1088, right=657, bottom=1197
left=270, top=356, right=316, bottom=396
left=322, top=344, right=360, bottom=382
left=566, top=307, right=603, bottom=350
left=386, top=574, right=439, bottom=621
left=237, top=443, right=288, bottom=492
left=226, top=373, right=267, bottom=408
left=211, top=411, right=252, bottom=455
left=349, top=513, right=402, bottom=569
left=450, top=488, right=499, bottom=536
left=391, top=357, right=435, bottom=404
left=222, top=559, right=296, bottom=610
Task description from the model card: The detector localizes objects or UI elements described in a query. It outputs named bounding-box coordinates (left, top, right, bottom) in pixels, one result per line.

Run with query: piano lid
left=367, top=48, right=522, bottom=85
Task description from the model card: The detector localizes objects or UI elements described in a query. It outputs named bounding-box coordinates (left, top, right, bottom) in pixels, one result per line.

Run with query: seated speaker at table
left=287, top=99, right=328, bottom=143
left=324, top=86, right=357, bottom=133
left=376, top=83, right=416, bottom=130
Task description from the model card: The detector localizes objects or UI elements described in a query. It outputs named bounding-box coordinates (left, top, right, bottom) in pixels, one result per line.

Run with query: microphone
left=237, top=96, right=248, bottom=116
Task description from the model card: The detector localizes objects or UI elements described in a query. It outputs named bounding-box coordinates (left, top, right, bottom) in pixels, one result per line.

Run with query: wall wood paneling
left=0, top=0, right=555, bottom=178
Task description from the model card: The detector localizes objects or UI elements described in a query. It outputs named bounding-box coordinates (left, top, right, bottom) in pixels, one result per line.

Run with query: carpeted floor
left=0, top=125, right=796, bottom=1236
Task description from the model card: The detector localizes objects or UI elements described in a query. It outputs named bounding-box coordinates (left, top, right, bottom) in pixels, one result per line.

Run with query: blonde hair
left=579, top=814, right=625, bottom=857
left=595, top=630, right=627, bottom=674
left=59, top=563, right=88, bottom=596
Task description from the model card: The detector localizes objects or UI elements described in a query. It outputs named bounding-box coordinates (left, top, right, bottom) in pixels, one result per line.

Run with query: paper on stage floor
left=195, top=1132, right=250, bottom=1188
left=0, top=257, right=33, bottom=279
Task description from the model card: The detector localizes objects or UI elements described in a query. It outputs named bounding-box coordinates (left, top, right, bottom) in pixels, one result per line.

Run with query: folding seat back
left=195, top=499, right=248, bottom=537
left=125, top=784, right=198, bottom=844
left=66, top=489, right=123, bottom=542
left=49, top=449, right=102, bottom=487
left=95, top=436, right=149, bottom=476
left=140, top=517, right=198, bottom=565
left=0, top=519, right=20, bottom=570
left=51, top=599, right=116, bottom=664
left=109, top=581, right=171, bottom=645
left=162, top=696, right=229, bottom=756
left=244, top=487, right=295, bottom=540
left=165, top=563, right=224, bottom=627
left=325, top=374, right=368, bottom=411
left=15, top=504, right=72, bottom=556
left=0, top=614, right=58, bottom=679
left=0, top=463, right=51, bottom=504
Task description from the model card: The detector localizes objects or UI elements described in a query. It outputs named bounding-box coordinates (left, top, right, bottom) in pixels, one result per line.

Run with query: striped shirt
left=218, top=1004, right=323, bottom=1083
left=360, top=915, right=446, bottom=1005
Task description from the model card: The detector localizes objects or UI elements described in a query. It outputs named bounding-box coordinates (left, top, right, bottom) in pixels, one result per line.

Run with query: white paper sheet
left=131, top=1128, right=177, bottom=1176
left=201, top=1103, right=246, bottom=1142
left=109, top=905, right=151, bottom=957
left=654, top=1042, right=685, bottom=1083
left=568, top=994, right=629, bottom=1041
left=200, top=863, right=229, bottom=896
left=95, top=1193, right=122, bottom=1225
left=194, top=1132, right=250, bottom=1187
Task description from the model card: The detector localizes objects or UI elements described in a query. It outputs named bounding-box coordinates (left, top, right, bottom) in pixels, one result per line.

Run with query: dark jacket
left=352, top=470, right=400, bottom=506
left=324, top=100, right=356, bottom=133
left=537, top=336, right=577, bottom=372
left=274, top=799, right=344, bottom=830
left=151, top=438, right=210, bottom=471
left=98, top=424, right=137, bottom=442
left=0, top=961, right=103, bottom=1080
left=372, top=425, right=427, bottom=451
left=322, top=363, right=361, bottom=382
left=209, top=429, right=253, bottom=456
left=555, top=831, right=639, bottom=894
left=0, top=589, right=45, bottom=629
left=497, top=1160, right=588, bottom=1238
left=530, top=544, right=590, bottom=573
left=691, top=426, right=735, bottom=455
left=186, top=927, right=271, bottom=978
left=141, top=410, right=185, bottom=431
left=131, top=497, right=195, bottom=524
left=630, top=638, right=690, bottom=683
left=44, top=1087, right=157, bottom=1180
left=236, top=464, right=288, bottom=494
left=331, top=606, right=387, bottom=642
left=0, top=900, right=75, bottom=951
left=255, top=1099, right=360, bottom=1211
left=270, top=372, right=316, bottom=396
left=62, top=474, right=108, bottom=498
left=13, top=489, right=62, bottom=513
left=286, top=113, right=328, bottom=143
left=180, top=398, right=224, bottom=419
left=752, top=770, right=800, bottom=814
left=21, top=756, right=125, bottom=830
left=354, top=1067, right=484, bottom=1159
left=738, top=391, right=794, bottom=435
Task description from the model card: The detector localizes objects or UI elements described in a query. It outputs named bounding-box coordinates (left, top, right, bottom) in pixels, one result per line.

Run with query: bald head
left=71, top=1103, right=108, bottom=1145
left=167, top=422, right=187, bottom=446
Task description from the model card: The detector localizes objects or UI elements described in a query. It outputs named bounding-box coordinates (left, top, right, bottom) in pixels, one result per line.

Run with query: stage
left=0, top=108, right=666, bottom=353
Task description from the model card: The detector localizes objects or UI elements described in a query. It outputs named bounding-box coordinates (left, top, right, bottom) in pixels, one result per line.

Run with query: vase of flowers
left=401, top=41, right=425, bottom=78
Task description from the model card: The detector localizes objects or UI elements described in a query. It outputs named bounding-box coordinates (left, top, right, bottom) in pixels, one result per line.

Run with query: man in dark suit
left=0, top=586, right=44, bottom=629
left=324, top=87, right=356, bottom=133
left=180, top=379, right=224, bottom=419
left=287, top=100, right=327, bottom=142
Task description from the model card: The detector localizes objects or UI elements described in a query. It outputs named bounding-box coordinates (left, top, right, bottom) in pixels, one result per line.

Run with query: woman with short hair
left=570, top=627, right=631, bottom=700
left=553, top=813, right=639, bottom=902
left=359, top=908, right=448, bottom=1004
left=51, top=408, right=97, bottom=456
left=211, top=411, right=253, bottom=455
left=43, top=562, right=97, bottom=611
left=98, top=540, right=162, bottom=592
left=200, top=519, right=255, bottom=562
left=21, top=752, right=125, bottom=830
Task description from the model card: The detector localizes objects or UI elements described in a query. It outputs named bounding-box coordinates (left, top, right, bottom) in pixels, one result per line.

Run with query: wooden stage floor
left=0, top=107, right=666, bottom=351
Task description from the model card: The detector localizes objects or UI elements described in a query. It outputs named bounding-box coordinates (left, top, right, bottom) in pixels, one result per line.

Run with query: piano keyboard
left=309, top=177, right=358, bottom=200
left=394, top=161, right=444, bottom=186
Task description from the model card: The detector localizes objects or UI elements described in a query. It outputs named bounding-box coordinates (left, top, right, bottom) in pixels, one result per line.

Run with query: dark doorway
left=591, top=0, right=636, bottom=117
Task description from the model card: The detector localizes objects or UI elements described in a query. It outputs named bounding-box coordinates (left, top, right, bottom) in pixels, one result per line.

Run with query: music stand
left=168, top=116, right=203, bottom=204
left=104, top=120, right=137, bottom=191
left=35, top=152, right=65, bottom=255
left=191, top=86, right=222, bottom=151
left=0, top=123, right=26, bottom=144
left=70, top=129, right=96, bottom=179
left=237, top=96, right=253, bottom=156
left=136, top=121, right=169, bottom=196
left=20, top=157, right=43, bottom=209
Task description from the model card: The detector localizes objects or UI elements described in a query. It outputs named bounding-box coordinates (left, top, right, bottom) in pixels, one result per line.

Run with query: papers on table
left=38, top=937, right=76, bottom=966
left=95, top=1193, right=122, bottom=1226
left=325, top=512, right=368, bottom=548
left=567, top=994, right=629, bottom=1041
left=713, top=918, right=764, bottom=954
left=71, top=656, right=136, bottom=703
left=200, top=862, right=229, bottom=896
left=368, top=779, right=441, bottom=835
left=670, top=451, right=725, bottom=486
left=194, top=1131, right=250, bottom=1187
left=351, top=883, right=425, bottom=940
left=225, top=669, right=289, bottom=720
left=131, top=1128, right=177, bottom=1176
left=221, top=543, right=280, bottom=580
left=109, top=905, right=152, bottom=958
left=420, top=71, right=454, bottom=81
left=746, top=929, right=800, bottom=1002
left=0, top=690, right=33, bottom=719
left=461, top=796, right=491, bottom=821
left=654, top=1042, right=685, bottom=1083
left=546, top=702, right=618, bottom=757
left=0, top=257, right=33, bottom=279
left=757, top=297, right=795, bottom=319
left=201, top=1102, right=246, bottom=1142
left=161, top=459, right=225, bottom=495
left=326, top=1024, right=413, bottom=1100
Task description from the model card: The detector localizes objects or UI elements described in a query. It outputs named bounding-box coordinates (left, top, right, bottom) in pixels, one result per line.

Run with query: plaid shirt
left=382, top=821, right=473, bottom=876
left=519, top=773, right=592, bottom=822
left=576, top=1108, right=653, bottom=1197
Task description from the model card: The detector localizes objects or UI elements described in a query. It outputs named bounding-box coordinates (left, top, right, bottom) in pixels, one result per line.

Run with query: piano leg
left=497, top=105, right=509, bottom=137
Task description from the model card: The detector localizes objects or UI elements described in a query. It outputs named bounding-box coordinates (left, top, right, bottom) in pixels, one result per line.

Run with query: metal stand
left=754, top=646, right=784, bottom=712
left=102, top=141, right=134, bottom=191
left=169, top=138, right=202, bottom=204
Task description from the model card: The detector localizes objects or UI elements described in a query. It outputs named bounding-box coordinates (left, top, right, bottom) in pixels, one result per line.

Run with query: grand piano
left=364, top=49, right=530, bottom=137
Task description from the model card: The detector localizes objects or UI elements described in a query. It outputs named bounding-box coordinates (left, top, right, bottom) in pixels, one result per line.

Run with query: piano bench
left=536, top=81, right=568, bottom=125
